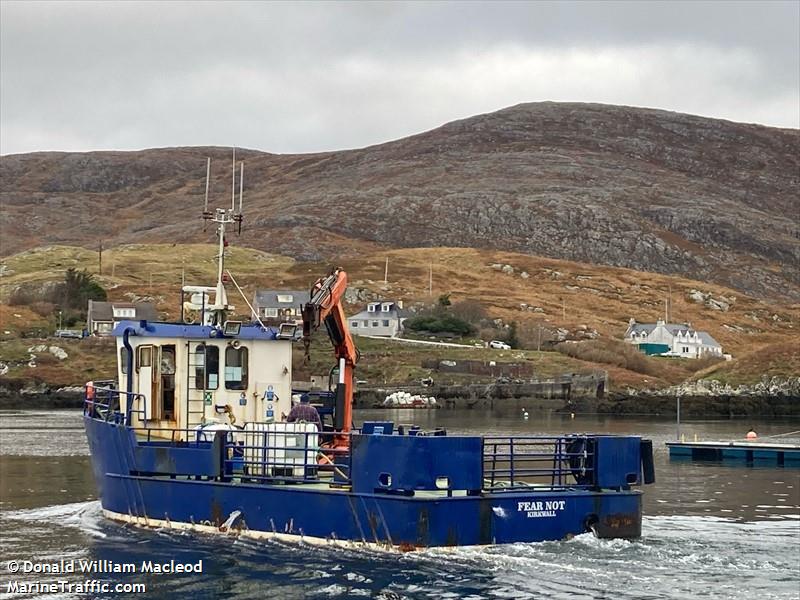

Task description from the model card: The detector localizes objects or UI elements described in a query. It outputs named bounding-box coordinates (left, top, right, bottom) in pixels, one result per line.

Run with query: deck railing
left=101, top=419, right=353, bottom=485
left=84, top=397, right=597, bottom=492
left=224, top=428, right=351, bottom=485
left=482, top=435, right=596, bottom=491
left=83, top=383, right=146, bottom=425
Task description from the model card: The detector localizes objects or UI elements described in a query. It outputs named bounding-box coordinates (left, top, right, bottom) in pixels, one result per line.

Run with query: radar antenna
left=187, top=148, right=245, bottom=326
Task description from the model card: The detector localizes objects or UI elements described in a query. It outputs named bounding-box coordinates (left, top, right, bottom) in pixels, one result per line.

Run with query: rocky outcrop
left=2, top=103, right=798, bottom=299
left=625, top=376, right=800, bottom=398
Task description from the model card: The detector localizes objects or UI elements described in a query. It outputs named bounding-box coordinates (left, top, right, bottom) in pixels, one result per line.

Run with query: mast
left=189, top=149, right=244, bottom=326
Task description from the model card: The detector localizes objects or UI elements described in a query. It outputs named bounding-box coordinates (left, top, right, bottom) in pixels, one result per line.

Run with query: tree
left=506, top=321, right=520, bottom=349
left=58, top=268, right=107, bottom=312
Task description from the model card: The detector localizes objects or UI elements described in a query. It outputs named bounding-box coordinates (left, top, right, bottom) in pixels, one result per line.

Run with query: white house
left=624, top=319, right=723, bottom=358
left=348, top=301, right=407, bottom=337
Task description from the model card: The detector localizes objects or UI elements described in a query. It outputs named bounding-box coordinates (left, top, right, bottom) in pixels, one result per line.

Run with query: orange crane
left=301, top=268, right=359, bottom=443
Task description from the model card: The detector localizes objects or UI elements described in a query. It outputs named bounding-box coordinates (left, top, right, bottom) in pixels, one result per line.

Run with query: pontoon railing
left=482, top=435, right=596, bottom=491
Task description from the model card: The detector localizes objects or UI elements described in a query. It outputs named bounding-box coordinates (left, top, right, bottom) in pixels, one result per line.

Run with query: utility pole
left=429, top=263, right=433, bottom=297
left=98, top=240, right=103, bottom=274
left=537, top=324, right=542, bottom=352
left=384, top=256, right=388, bottom=284
left=668, top=283, right=672, bottom=322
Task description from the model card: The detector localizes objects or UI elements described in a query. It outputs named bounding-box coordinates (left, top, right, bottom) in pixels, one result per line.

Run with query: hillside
left=1, top=102, right=798, bottom=301
left=2, top=244, right=798, bottom=390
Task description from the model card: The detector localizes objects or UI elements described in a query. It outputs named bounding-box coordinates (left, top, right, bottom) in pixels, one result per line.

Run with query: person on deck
left=287, top=394, right=322, bottom=430
left=746, top=428, right=757, bottom=440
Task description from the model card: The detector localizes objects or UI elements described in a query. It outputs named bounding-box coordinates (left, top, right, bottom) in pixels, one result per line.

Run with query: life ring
left=565, top=437, right=594, bottom=485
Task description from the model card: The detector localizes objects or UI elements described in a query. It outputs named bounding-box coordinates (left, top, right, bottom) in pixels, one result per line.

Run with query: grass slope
left=1, top=244, right=798, bottom=389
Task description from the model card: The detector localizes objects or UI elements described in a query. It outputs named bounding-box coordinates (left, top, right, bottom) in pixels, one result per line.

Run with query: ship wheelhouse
left=114, top=320, right=294, bottom=438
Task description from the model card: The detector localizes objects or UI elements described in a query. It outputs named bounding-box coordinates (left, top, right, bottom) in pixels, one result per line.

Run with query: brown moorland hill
left=1, top=103, right=798, bottom=301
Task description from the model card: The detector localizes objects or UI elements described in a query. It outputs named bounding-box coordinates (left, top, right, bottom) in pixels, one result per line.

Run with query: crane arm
left=301, top=268, right=359, bottom=434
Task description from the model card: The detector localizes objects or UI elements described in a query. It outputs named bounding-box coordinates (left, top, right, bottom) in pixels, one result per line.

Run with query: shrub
left=8, top=286, right=37, bottom=306
left=555, top=339, right=674, bottom=379
left=405, top=314, right=474, bottom=336
left=29, top=302, right=56, bottom=318
left=450, top=299, right=488, bottom=324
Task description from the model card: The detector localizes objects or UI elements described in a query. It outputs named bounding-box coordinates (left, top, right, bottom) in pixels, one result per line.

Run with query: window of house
left=382, top=320, right=390, bottom=327
left=682, top=346, right=689, bottom=353
left=113, top=307, right=135, bottom=318
left=263, top=308, right=278, bottom=318
left=372, top=320, right=379, bottom=327
left=97, top=322, right=113, bottom=333
left=381, top=303, right=391, bottom=312
left=351, top=321, right=359, bottom=327
left=194, top=345, right=219, bottom=389
left=120, top=348, right=129, bottom=375
left=225, top=346, right=248, bottom=390
left=367, top=303, right=377, bottom=312
left=276, top=294, right=294, bottom=303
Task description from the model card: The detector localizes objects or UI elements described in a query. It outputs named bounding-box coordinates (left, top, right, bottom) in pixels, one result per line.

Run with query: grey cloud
left=1, top=1, right=797, bottom=155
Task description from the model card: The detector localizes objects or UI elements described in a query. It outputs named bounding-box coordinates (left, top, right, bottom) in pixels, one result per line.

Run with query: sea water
left=1, top=409, right=798, bottom=599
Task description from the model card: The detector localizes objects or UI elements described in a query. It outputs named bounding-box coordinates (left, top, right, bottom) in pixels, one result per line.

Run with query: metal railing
left=224, top=428, right=351, bottom=485
left=99, top=420, right=353, bottom=486
left=482, top=435, right=596, bottom=491
left=85, top=401, right=597, bottom=492
left=83, top=383, right=146, bottom=425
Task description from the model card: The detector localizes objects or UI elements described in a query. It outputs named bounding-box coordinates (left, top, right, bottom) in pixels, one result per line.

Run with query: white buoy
left=523, top=411, right=529, bottom=419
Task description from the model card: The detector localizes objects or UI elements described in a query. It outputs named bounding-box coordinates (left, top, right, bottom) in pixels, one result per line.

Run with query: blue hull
left=85, top=416, right=645, bottom=547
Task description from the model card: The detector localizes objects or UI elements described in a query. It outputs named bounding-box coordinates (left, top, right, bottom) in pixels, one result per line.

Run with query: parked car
left=489, top=340, right=511, bottom=350
left=54, top=329, right=83, bottom=339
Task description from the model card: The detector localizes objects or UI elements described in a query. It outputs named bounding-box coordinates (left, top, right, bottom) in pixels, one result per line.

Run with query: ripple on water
left=2, top=505, right=799, bottom=599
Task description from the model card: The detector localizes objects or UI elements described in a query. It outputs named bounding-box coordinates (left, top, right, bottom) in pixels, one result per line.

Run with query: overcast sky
left=1, top=1, right=798, bottom=155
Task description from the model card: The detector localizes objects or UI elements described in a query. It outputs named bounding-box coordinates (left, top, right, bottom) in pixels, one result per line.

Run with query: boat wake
left=3, top=507, right=798, bottom=599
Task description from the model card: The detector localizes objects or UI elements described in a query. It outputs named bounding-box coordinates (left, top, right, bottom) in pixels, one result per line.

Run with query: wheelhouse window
left=194, top=345, right=219, bottom=389
left=137, top=346, right=152, bottom=370
left=225, top=346, right=248, bottom=390
left=120, top=348, right=129, bottom=374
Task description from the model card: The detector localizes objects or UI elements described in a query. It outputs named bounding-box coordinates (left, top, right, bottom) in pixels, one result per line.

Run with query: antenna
left=237, top=161, right=244, bottom=234
left=231, top=147, right=236, bottom=211
left=190, top=147, right=241, bottom=326
left=203, top=157, right=211, bottom=230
